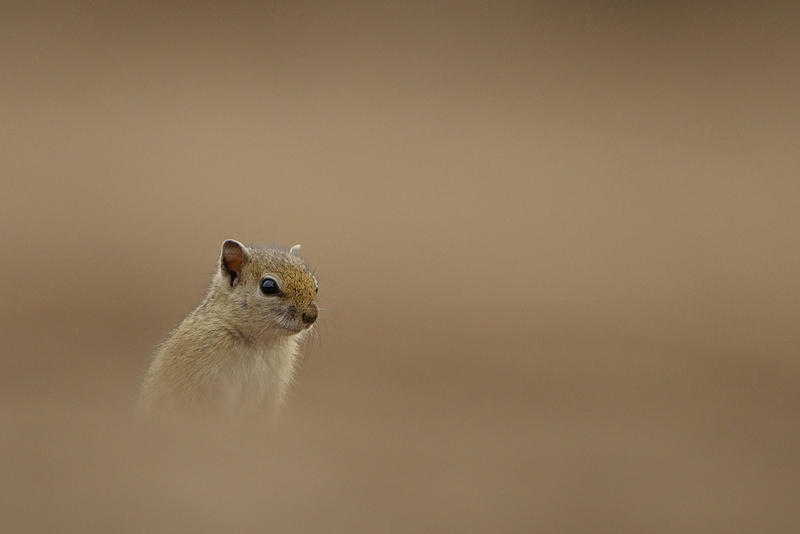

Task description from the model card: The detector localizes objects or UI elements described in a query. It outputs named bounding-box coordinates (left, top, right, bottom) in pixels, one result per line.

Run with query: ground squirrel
left=138, top=239, right=319, bottom=417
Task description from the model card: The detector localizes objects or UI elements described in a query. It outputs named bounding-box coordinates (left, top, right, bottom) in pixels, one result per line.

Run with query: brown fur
left=138, top=240, right=319, bottom=418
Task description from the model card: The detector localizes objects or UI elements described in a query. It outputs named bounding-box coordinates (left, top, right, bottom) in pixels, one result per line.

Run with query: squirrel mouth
left=276, top=308, right=317, bottom=333
left=274, top=317, right=307, bottom=334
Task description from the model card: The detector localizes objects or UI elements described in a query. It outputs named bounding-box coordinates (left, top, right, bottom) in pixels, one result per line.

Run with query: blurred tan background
left=1, top=1, right=799, bottom=532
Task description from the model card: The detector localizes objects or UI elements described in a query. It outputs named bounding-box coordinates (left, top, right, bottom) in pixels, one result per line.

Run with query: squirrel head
left=214, top=239, right=319, bottom=336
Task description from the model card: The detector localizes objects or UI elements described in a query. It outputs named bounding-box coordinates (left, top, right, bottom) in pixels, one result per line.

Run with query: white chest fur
left=214, top=334, right=302, bottom=413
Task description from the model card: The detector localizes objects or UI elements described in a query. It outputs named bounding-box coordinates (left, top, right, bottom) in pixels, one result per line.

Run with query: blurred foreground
left=1, top=312, right=797, bottom=532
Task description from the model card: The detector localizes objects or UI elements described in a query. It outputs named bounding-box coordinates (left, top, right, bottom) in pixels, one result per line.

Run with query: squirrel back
left=138, top=239, right=319, bottom=417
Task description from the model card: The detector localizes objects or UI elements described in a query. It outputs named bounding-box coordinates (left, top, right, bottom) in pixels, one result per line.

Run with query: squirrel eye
left=260, top=277, right=280, bottom=295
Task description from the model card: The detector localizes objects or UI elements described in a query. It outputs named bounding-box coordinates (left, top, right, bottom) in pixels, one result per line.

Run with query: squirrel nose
left=301, top=304, right=318, bottom=326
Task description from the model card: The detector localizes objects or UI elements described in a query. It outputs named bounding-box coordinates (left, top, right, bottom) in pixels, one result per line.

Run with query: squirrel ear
left=221, top=239, right=248, bottom=286
left=289, top=244, right=301, bottom=256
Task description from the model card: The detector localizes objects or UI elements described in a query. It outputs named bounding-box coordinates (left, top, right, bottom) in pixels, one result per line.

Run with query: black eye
left=260, top=277, right=280, bottom=295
